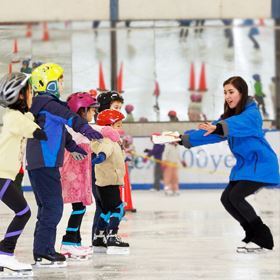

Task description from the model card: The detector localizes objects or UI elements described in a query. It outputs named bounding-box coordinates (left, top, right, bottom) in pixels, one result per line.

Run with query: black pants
left=153, top=162, right=163, bottom=191
left=0, top=178, right=31, bottom=255
left=62, top=202, right=86, bottom=245
left=221, top=180, right=265, bottom=224
left=95, top=185, right=123, bottom=234
left=92, top=183, right=102, bottom=241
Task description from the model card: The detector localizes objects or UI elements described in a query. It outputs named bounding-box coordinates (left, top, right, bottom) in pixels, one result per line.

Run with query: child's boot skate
left=33, top=252, right=67, bottom=268
left=92, top=230, right=107, bottom=253
left=106, top=230, right=130, bottom=255
left=60, top=244, right=89, bottom=260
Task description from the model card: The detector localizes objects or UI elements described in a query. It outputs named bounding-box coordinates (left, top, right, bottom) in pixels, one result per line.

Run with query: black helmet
left=97, top=90, right=124, bottom=113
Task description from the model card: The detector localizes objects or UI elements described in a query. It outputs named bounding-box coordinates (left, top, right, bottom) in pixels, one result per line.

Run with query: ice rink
left=0, top=189, right=279, bottom=279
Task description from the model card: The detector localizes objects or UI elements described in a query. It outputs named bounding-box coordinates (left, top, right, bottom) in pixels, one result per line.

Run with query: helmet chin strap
left=46, top=81, right=60, bottom=98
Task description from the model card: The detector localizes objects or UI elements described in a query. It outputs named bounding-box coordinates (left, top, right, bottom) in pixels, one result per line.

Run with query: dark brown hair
left=221, top=76, right=248, bottom=119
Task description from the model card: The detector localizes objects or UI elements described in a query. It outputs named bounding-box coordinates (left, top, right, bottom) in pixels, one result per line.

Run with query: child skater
left=26, top=63, right=103, bottom=267
left=0, top=72, right=47, bottom=277
left=179, top=76, right=279, bottom=253
left=91, top=109, right=129, bottom=255
left=59, top=92, right=100, bottom=259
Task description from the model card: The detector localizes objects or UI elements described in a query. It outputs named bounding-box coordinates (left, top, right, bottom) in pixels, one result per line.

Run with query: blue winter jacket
left=26, top=94, right=87, bottom=170
left=181, top=100, right=279, bottom=185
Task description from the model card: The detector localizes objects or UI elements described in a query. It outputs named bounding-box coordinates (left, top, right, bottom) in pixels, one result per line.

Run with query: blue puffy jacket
left=181, top=100, right=279, bottom=185
left=26, top=94, right=87, bottom=170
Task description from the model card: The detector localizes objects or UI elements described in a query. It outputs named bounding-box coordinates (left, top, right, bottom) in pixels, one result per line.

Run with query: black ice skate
left=106, top=230, right=130, bottom=255
left=33, top=252, right=67, bottom=268
left=92, top=230, right=107, bottom=253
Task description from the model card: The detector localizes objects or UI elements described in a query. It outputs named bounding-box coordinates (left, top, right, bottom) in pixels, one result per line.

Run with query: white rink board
left=130, top=130, right=280, bottom=184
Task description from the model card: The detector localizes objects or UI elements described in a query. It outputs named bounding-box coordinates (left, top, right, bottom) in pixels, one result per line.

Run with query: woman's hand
left=198, top=122, right=217, bottom=136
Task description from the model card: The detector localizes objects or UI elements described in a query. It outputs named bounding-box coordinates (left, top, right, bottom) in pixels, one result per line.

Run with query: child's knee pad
left=100, top=211, right=111, bottom=224
left=110, top=203, right=125, bottom=221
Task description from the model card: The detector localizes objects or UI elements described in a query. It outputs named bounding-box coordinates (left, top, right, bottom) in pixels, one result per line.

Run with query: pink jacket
left=60, top=128, right=93, bottom=206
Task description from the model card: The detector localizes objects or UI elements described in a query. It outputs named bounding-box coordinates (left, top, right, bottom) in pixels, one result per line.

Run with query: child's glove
left=92, top=152, right=106, bottom=165
left=71, top=146, right=88, bottom=161
left=101, top=126, right=120, bottom=142
left=33, top=128, right=48, bottom=141
left=80, top=124, right=103, bottom=140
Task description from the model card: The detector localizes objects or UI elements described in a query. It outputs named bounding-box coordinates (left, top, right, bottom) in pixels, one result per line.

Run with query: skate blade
left=63, top=253, right=90, bottom=261
left=106, top=247, right=130, bottom=255
left=33, top=260, right=67, bottom=268
left=93, top=247, right=107, bottom=254
left=0, top=267, right=33, bottom=278
left=236, top=247, right=265, bottom=254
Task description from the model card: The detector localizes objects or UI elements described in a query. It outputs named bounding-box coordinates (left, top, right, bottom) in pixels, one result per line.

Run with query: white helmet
left=0, top=72, right=30, bottom=107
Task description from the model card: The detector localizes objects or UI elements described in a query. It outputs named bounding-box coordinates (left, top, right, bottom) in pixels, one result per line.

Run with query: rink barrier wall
left=22, top=183, right=280, bottom=192
left=0, top=0, right=274, bottom=22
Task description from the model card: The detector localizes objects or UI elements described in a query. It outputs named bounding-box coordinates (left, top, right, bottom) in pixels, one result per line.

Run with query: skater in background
left=243, top=19, right=260, bottom=50
left=162, top=142, right=185, bottom=196
left=27, top=63, right=103, bottom=267
left=144, top=135, right=165, bottom=191
left=91, top=109, right=129, bottom=254
left=20, top=59, right=32, bottom=74
left=194, top=19, right=205, bottom=36
left=179, top=76, right=279, bottom=252
left=222, top=19, right=234, bottom=48
left=59, top=92, right=100, bottom=260
left=269, top=76, right=276, bottom=119
left=168, top=110, right=179, bottom=122
left=178, top=20, right=192, bottom=40
left=124, top=104, right=135, bottom=122
left=97, top=90, right=124, bottom=113
left=123, top=135, right=136, bottom=176
left=0, top=72, right=47, bottom=276
left=252, top=74, right=268, bottom=117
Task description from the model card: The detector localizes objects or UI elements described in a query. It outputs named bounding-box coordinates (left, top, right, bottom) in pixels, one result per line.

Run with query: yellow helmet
left=31, top=63, right=64, bottom=94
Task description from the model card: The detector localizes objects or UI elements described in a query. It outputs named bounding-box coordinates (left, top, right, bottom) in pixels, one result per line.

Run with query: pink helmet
left=67, top=92, right=99, bottom=113
left=125, top=104, right=134, bottom=114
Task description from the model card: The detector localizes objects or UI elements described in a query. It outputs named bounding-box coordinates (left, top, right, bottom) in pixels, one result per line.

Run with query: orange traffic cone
left=189, top=62, right=195, bottom=91
left=13, top=39, right=18, bottom=54
left=42, top=23, right=50, bottom=41
left=8, top=63, right=12, bottom=74
left=197, top=63, right=207, bottom=92
left=120, top=163, right=136, bottom=212
left=98, top=62, right=107, bottom=90
left=117, top=62, right=123, bottom=92
left=11, top=40, right=20, bottom=63
left=26, top=24, right=32, bottom=38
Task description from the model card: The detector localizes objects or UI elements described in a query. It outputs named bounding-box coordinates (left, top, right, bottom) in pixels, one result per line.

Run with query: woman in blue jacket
left=180, top=76, right=279, bottom=252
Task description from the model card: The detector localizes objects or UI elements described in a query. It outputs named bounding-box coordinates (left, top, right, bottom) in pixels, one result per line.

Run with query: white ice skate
left=236, top=242, right=265, bottom=254
left=60, top=245, right=90, bottom=261
left=0, top=254, right=33, bottom=278
left=77, top=245, right=93, bottom=256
